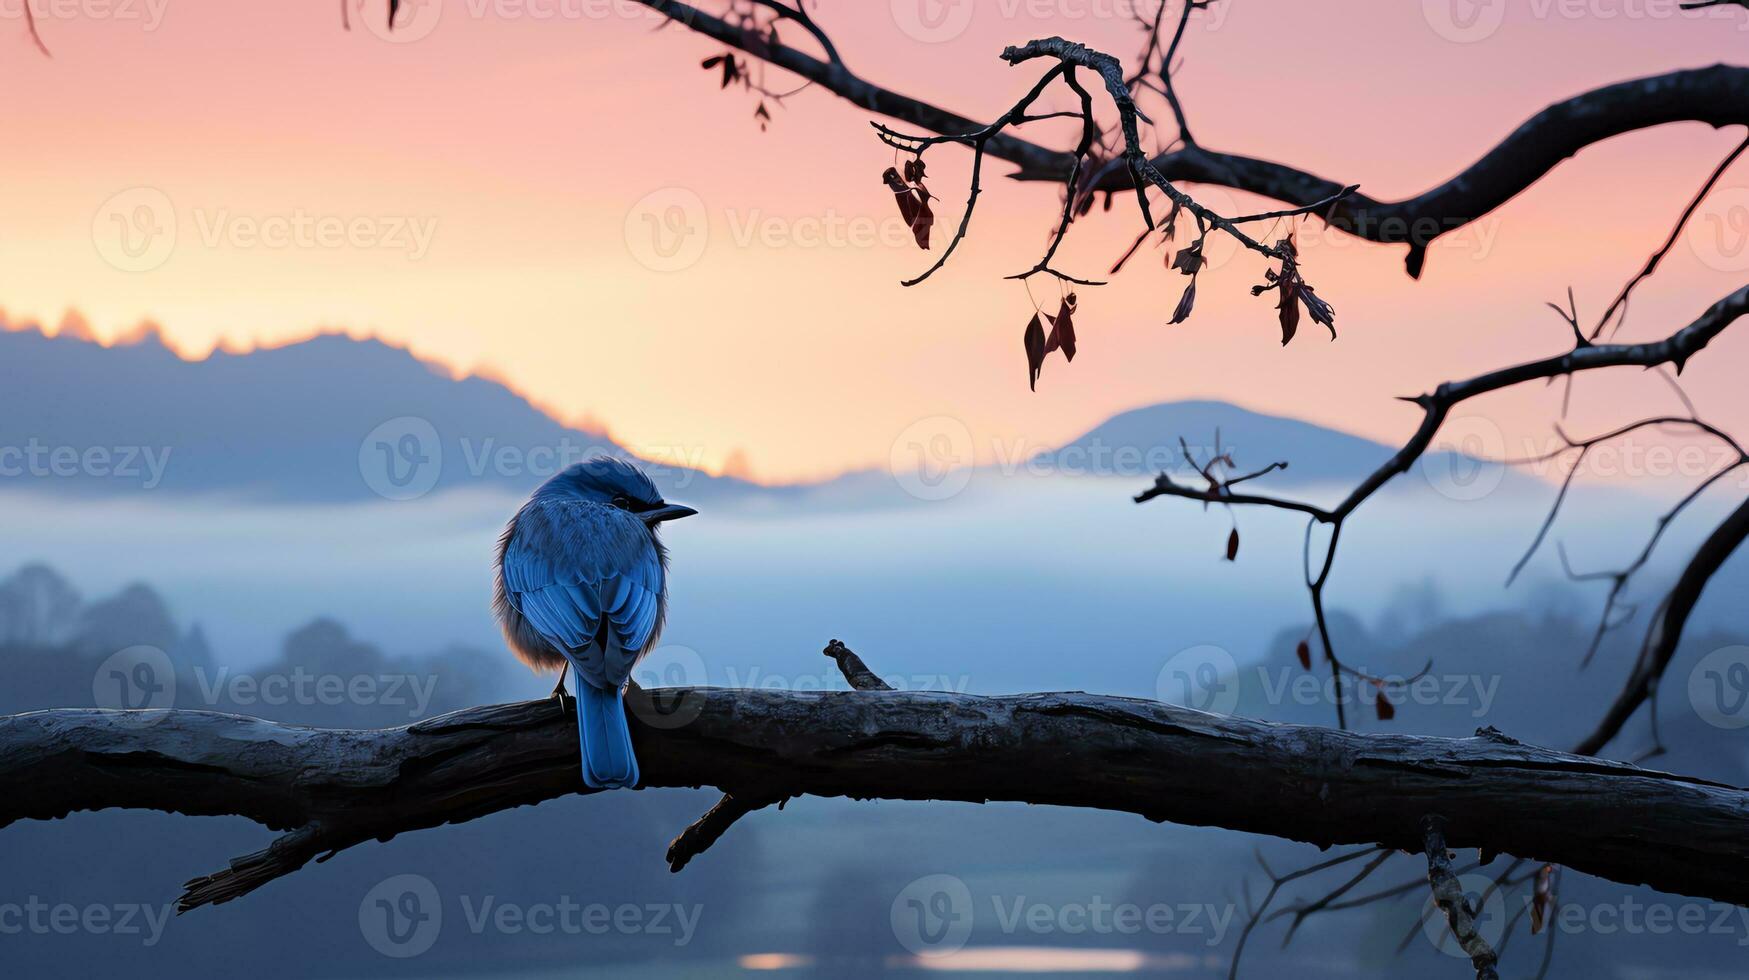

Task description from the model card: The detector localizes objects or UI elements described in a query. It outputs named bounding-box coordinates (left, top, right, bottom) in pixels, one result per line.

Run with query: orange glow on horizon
left=4, top=4, right=1748, bottom=483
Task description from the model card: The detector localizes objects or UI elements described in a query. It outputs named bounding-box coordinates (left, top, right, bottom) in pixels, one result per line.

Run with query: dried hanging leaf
left=1277, top=278, right=1301, bottom=346
left=753, top=101, right=771, bottom=132
left=1170, top=278, right=1198, bottom=325
left=388, top=0, right=401, bottom=29
left=1225, top=527, right=1240, bottom=561
left=910, top=195, right=934, bottom=250
left=1374, top=686, right=1395, bottom=721
left=882, top=166, right=931, bottom=250
left=716, top=56, right=741, bottom=88
left=883, top=168, right=920, bottom=226
left=1024, top=314, right=1047, bottom=391
left=1256, top=236, right=1337, bottom=345
left=1171, top=238, right=1206, bottom=276
left=1042, top=294, right=1077, bottom=361
left=1295, top=641, right=1312, bottom=671
left=1530, top=865, right=1555, bottom=934
left=1300, top=282, right=1336, bottom=338
left=909, top=166, right=933, bottom=206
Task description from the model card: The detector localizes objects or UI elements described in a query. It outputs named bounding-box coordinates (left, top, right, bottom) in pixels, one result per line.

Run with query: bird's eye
left=611, top=494, right=631, bottom=510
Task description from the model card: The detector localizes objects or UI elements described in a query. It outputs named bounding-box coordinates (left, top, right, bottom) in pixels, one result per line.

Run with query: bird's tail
left=576, top=682, right=640, bottom=789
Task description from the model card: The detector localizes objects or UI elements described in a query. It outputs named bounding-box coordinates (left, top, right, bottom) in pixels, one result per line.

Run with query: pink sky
left=4, top=1, right=1748, bottom=482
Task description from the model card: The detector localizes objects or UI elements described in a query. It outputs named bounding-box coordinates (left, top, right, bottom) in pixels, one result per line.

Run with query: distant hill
left=0, top=325, right=753, bottom=503
left=1048, top=398, right=1508, bottom=489
left=0, top=327, right=1519, bottom=506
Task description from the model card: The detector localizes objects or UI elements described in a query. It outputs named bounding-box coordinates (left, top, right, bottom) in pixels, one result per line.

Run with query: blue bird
left=493, top=457, right=696, bottom=788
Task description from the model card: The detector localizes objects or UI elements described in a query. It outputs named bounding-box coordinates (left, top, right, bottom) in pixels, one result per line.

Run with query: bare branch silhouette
left=9, top=691, right=1749, bottom=915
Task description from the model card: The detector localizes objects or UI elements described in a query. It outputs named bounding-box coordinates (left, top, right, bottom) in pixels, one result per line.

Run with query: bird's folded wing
left=501, top=500, right=663, bottom=688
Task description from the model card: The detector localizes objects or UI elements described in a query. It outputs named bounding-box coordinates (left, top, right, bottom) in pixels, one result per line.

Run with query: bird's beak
left=642, top=502, right=698, bottom=525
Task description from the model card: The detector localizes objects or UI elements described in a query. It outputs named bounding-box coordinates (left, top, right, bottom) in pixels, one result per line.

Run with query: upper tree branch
left=635, top=1, right=1749, bottom=276
left=1112, top=65, right=1749, bottom=277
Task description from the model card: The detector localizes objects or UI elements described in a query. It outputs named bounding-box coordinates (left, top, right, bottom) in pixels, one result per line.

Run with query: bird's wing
left=500, top=499, right=664, bottom=689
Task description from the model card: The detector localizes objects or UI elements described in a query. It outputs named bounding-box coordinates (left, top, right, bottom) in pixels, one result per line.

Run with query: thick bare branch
left=7, top=693, right=1749, bottom=913
left=633, top=2, right=1749, bottom=276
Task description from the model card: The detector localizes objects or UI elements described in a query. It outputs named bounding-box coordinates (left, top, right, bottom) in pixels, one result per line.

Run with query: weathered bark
left=4, top=692, right=1748, bottom=913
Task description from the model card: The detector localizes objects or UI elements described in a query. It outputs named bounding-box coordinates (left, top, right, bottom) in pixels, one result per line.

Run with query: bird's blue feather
left=501, top=498, right=666, bottom=687
left=493, top=458, right=675, bottom=790
left=576, top=679, right=638, bottom=788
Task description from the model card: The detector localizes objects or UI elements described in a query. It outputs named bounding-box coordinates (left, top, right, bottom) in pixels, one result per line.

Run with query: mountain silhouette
left=0, top=324, right=753, bottom=502
left=1049, top=398, right=1510, bottom=490
left=0, top=326, right=1516, bottom=505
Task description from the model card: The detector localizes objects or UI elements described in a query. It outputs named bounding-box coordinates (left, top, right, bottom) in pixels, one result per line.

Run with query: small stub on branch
left=824, top=638, right=893, bottom=691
